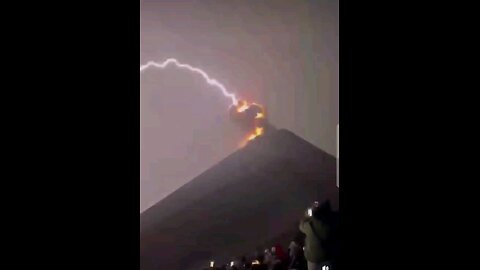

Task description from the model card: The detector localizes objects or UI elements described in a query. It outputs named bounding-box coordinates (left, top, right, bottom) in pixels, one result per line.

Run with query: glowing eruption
left=248, top=127, right=264, bottom=141
left=140, top=58, right=238, bottom=106
left=236, top=100, right=250, bottom=113
left=231, top=100, right=268, bottom=146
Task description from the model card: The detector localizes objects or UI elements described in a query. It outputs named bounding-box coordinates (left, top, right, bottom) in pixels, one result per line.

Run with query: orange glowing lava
left=236, top=100, right=250, bottom=113
left=247, top=127, right=264, bottom=141
left=233, top=100, right=267, bottom=147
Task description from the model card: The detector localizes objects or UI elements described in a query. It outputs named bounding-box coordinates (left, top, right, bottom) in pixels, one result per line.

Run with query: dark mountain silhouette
left=140, top=129, right=338, bottom=270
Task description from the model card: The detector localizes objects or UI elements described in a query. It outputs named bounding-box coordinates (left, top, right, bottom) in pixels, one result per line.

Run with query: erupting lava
left=230, top=100, right=268, bottom=146
left=247, top=127, right=265, bottom=141
left=236, top=100, right=250, bottom=113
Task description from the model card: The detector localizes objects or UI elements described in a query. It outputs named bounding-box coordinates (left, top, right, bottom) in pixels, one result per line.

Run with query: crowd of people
left=203, top=200, right=338, bottom=270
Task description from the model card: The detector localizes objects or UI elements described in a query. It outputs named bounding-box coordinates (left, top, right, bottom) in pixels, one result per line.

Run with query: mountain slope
left=140, top=129, right=338, bottom=270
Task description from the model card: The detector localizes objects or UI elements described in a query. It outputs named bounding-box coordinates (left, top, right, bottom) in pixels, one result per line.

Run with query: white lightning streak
left=140, top=58, right=238, bottom=106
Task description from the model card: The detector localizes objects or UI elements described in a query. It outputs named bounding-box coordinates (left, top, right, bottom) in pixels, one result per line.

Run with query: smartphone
left=307, top=208, right=313, bottom=217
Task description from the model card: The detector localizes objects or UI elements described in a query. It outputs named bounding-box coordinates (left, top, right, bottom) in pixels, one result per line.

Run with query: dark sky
left=140, top=0, right=338, bottom=212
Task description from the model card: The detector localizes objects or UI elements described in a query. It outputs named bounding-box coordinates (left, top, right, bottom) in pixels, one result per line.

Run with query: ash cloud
left=229, top=102, right=276, bottom=136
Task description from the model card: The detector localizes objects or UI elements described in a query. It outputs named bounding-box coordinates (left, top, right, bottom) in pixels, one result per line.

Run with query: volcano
left=140, top=129, right=338, bottom=270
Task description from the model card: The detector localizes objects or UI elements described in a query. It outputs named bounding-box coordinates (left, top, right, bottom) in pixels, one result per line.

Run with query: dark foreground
left=140, top=129, right=338, bottom=270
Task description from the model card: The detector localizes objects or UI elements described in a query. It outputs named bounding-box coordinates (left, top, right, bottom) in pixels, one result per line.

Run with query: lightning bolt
left=140, top=58, right=238, bottom=106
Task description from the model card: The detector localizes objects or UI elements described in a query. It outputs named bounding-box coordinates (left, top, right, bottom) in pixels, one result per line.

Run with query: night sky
left=140, top=0, right=338, bottom=212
